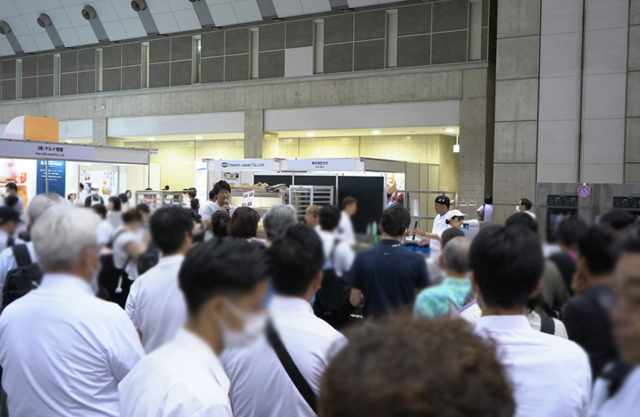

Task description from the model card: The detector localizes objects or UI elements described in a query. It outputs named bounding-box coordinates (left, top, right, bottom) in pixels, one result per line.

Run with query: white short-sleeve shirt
left=111, top=227, right=139, bottom=281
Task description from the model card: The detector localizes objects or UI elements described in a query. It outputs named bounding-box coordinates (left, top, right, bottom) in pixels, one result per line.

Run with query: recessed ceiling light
left=372, top=131, right=381, bottom=135
left=306, top=133, right=314, bottom=136
left=446, top=128, right=456, bottom=133
left=65, top=140, right=72, bottom=143
left=148, top=137, right=155, bottom=141
left=195, top=136, right=203, bottom=139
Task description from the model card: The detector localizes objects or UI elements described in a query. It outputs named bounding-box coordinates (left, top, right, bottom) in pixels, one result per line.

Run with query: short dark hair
left=188, top=189, right=197, bottom=198
left=179, top=238, right=268, bottom=316
left=136, top=203, right=150, bottom=215
left=505, top=212, right=538, bottom=235
left=228, top=207, right=260, bottom=239
left=269, top=224, right=324, bottom=297
left=441, top=227, right=465, bottom=249
left=557, top=219, right=588, bottom=249
left=342, top=196, right=358, bottom=210
left=520, top=198, right=533, bottom=211
left=212, top=211, right=231, bottom=238
left=118, top=193, right=128, bottom=204
left=319, top=205, right=341, bottom=231
left=577, top=226, right=619, bottom=276
left=470, top=225, right=544, bottom=309
left=190, top=198, right=200, bottom=209
left=600, top=210, right=636, bottom=232
left=91, top=204, right=107, bottom=220
left=150, top=206, right=194, bottom=255
left=122, top=209, right=143, bottom=224
left=213, top=181, right=231, bottom=197
left=484, top=196, right=493, bottom=205
left=4, top=195, right=19, bottom=209
left=164, top=185, right=170, bottom=190
left=79, top=183, right=84, bottom=191
left=620, top=225, right=640, bottom=254
left=5, top=183, right=17, bottom=192
left=320, top=317, right=515, bottom=417
left=108, top=196, right=122, bottom=211
left=380, top=206, right=411, bottom=237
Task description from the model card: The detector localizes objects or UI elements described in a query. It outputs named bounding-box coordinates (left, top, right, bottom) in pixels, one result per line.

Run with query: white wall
left=108, top=112, right=245, bottom=137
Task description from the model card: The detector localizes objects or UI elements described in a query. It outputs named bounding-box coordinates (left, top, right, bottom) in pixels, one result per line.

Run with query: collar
left=269, top=295, right=314, bottom=315
left=157, top=254, right=185, bottom=266
left=442, top=276, right=471, bottom=287
left=39, top=273, right=94, bottom=295
left=378, top=239, right=403, bottom=247
left=475, top=315, right=532, bottom=332
left=174, top=328, right=230, bottom=392
left=318, top=230, right=336, bottom=239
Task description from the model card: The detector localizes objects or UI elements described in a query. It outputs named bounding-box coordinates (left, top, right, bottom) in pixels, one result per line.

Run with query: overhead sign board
left=286, top=159, right=357, bottom=171
left=213, top=160, right=274, bottom=170
left=0, top=140, right=95, bottom=161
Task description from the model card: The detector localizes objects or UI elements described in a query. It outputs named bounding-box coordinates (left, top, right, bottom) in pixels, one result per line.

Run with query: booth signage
left=149, top=149, right=159, bottom=156
left=287, top=159, right=357, bottom=171
left=36, top=160, right=66, bottom=197
left=1, top=141, right=95, bottom=161
left=214, top=160, right=273, bottom=170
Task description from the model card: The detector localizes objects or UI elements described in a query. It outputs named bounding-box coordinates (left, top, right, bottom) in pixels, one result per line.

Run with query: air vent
left=82, top=5, right=97, bottom=20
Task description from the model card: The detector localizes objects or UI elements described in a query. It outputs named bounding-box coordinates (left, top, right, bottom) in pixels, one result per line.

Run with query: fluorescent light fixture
left=372, top=131, right=381, bottom=135
left=65, top=140, right=72, bottom=143
left=453, top=144, right=460, bottom=153
left=195, top=136, right=203, bottom=139
left=306, top=133, right=314, bottom=136
left=148, top=137, right=155, bottom=141
left=446, top=128, right=456, bottom=133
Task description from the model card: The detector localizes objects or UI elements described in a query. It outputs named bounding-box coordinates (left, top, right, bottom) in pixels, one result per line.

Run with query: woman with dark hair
left=125, top=189, right=133, bottom=201
left=228, top=207, right=262, bottom=244
left=211, top=211, right=230, bottom=239
left=445, top=210, right=465, bottom=229
left=119, top=193, right=131, bottom=212
left=107, top=196, right=123, bottom=229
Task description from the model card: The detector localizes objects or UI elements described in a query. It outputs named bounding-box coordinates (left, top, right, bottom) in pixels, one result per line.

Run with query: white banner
left=0, top=141, right=95, bottom=161
left=286, top=158, right=357, bottom=171
left=213, top=159, right=274, bottom=171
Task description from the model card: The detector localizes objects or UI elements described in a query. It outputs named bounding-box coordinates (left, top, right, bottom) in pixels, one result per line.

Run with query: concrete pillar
left=244, top=110, right=264, bottom=158
left=92, top=117, right=107, bottom=146
left=262, top=133, right=279, bottom=159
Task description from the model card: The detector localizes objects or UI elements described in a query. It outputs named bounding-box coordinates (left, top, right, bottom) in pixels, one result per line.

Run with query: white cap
left=446, top=210, right=465, bottom=221
left=67, top=189, right=77, bottom=195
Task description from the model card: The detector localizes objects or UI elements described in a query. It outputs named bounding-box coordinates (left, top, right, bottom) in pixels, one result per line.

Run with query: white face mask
left=516, top=205, right=521, bottom=213
left=220, top=299, right=267, bottom=350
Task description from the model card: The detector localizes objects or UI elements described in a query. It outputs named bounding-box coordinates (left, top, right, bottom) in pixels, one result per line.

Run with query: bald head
left=442, top=237, right=471, bottom=276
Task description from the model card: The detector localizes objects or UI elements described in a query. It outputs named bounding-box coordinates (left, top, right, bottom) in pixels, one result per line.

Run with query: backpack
left=2, top=245, right=43, bottom=307
left=137, top=241, right=160, bottom=276
left=313, top=239, right=356, bottom=330
left=6, top=236, right=15, bottom=249
left=97, top=230, right=132, bottom=309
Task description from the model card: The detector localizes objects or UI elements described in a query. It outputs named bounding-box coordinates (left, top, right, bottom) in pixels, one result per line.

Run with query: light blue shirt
left=414, top=277, right=471, bottom=319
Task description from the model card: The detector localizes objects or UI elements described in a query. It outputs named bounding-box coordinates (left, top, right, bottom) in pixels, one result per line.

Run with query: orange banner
left=24, top=116, right=59, bottom=142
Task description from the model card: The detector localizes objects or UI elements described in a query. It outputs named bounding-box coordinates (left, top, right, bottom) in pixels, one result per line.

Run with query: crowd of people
left=0, top=180, right=639, bottom=417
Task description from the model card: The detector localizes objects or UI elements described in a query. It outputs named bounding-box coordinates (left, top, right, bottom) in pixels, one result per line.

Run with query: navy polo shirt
left=347, top=239, right=429, bottom=318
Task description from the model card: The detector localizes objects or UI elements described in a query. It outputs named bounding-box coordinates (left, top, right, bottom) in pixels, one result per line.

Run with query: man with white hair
left=262, top=204, right=298, bottom=244
left=0, top=193, right=67, bottom=294
left=0, top=207, right=144, bottom=417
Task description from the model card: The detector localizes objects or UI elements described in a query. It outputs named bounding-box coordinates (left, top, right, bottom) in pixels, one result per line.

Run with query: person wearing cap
left=0, top=206, right=23, bottom=253
left=446, top=210, right=465, bottom=229
left=414, top=195, right=451, bottom=287
left=67, top=190, right=77, bottom=207
left=84, top=187, right=104, bottom=207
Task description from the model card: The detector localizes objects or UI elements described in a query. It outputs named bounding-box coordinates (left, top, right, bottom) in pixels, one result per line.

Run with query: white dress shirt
left=119, top=328, right=232, bottom=417
left=589, top=366, right=640, bottom=417
left=125, top=255, right=188, bottom=353
left=337, top=211, right=356, bottom=246
left=318, top=229, right=355, bottom=277
left=475, top=316, right=591, bottom=417
left=222, top=295, right=347, bottom=417
left=0, top=273, right=144, bottom=417
left=0, top=241, right=35, bottom=294
left=97, top=219, right=114, bottom=247
left=525, top=210, right=537, bottom=220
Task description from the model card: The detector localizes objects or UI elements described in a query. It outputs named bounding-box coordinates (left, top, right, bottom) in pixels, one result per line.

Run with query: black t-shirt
left=563, top=284, right=618, bottom=380
left=347, top=239, right=429, bottom=318
left=549, top=252, right=576, bottom=296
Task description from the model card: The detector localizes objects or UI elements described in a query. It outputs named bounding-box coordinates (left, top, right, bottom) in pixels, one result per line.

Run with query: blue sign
left=37, top=160, right=66, bottom=197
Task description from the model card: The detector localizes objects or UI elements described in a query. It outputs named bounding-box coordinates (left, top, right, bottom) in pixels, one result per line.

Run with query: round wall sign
left=578, top=184, right=591, bottom=198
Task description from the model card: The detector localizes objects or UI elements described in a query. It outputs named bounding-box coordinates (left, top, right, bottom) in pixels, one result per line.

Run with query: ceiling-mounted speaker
left=37, top=13, right=52, bottom=28
left=0, top=21, right=11, bottom=35
left=131, top=0, right=147, bottom=12
left=82, top=5, right=97, bottom=20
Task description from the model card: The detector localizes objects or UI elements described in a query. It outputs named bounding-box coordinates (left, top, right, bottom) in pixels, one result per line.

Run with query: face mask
left=219, top=299, right=267, bottom=350
left=126, top=193, right=131, bottom=199
left=516, top=205, right=521, bottom=213
left=91, top=190, right=98, bottom=196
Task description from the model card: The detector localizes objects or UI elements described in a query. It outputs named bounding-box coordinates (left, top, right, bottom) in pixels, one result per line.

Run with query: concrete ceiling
left=0, top=0, right=412, bottom=57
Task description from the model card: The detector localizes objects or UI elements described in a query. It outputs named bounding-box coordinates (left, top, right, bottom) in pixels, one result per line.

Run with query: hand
left=418, top=238, right=430, bottom=247
left=222, top=205, right=231, bottom=212
left=414, top=228, right=423, bottom=236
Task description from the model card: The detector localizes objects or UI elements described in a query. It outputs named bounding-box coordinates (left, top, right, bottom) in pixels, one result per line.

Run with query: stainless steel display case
left=596, top=183, right=640, bottom=224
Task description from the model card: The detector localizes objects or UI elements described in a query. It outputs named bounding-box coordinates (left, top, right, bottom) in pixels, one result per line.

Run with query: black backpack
left=97, top=230, right=132, bottom=309
left=2, top=245, right=43, bottom=307
left=313, top=239, right=356, bottom=330
left=137, top=240, right=160, bottom=276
